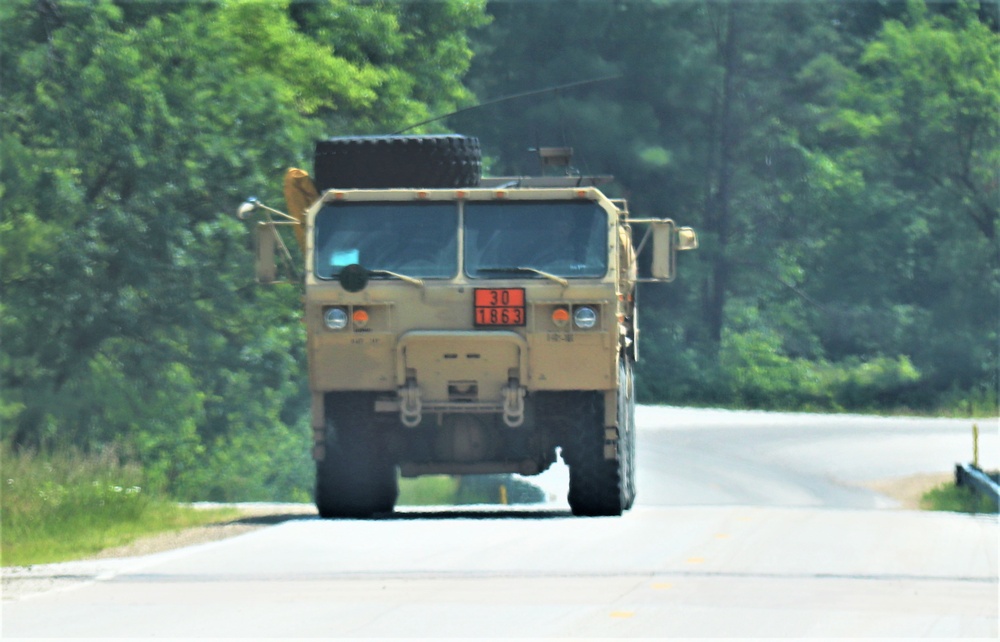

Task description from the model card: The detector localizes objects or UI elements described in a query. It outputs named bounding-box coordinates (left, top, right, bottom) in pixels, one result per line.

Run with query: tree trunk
left=702, top=4, right=740, bottom=348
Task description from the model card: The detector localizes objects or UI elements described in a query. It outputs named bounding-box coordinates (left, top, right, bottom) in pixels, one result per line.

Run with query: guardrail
left=954, top=463, right=1000, bottom=511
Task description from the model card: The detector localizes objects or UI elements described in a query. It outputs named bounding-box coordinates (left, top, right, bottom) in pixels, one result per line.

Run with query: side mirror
left=650, top=221, right=676, bottom=281
left=255, top=223, right=278, bottom=283
left=650, top=222, right=698, bottom=281
left=239, top=197, right=298, bottom=284
left=237, top=198, right=259, bottom=220
left=676, top=227, right=698, bottom=251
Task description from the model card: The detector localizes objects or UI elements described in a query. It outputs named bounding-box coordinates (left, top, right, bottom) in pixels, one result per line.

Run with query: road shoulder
left=862, top=471, right=953, bottom=509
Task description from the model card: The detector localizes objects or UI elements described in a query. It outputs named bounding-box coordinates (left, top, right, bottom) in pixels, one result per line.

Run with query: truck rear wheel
left=315, top=394, right=398, bottom=518
left=565, top=360, right=636, bottom=516
left=620, top=358, right=637, bottom=510
left=313, top=135, right=482, bottom=191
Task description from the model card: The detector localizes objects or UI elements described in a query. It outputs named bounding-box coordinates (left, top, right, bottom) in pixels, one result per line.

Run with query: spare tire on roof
left=313, top=135, right=482, bottom=191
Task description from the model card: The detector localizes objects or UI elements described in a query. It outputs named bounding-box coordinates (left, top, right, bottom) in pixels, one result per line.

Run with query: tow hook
left=400, top=378, right=422, bottom=428
left=502, top=379, right=526, bottom=427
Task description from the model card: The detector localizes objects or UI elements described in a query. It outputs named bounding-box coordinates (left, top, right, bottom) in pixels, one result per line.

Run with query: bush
left=637, top=323, right=931, bottom=413
left=0, top=444, right=235, bottom=566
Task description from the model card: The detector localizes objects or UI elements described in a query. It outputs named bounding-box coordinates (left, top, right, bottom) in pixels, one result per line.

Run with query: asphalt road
left=3, top=407, right=998, bottom=639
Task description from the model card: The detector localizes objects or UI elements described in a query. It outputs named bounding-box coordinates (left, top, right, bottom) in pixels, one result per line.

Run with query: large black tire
left=315, top=393, right=398, bottom=518
left=620, top=358, right=637, bottom=510
left=565, top=360, right=636, bottom=517
left=313, top=135, right=482, bottom=191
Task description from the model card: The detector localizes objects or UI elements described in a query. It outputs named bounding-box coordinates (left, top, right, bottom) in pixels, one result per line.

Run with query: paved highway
left=3, top=407, right=998, bottom=638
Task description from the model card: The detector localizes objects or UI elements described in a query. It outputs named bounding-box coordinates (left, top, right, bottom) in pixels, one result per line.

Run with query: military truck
left=240, top=135, right=696, bottom=518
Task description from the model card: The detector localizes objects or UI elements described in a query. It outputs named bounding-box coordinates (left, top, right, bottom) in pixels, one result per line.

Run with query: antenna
left=392, top=74, right=622, bottom=135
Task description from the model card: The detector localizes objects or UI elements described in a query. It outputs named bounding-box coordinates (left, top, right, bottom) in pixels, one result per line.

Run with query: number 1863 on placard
left=473, top=288, right=526, bottom=327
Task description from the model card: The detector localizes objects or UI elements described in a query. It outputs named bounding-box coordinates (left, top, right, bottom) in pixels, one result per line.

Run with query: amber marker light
left=552, top=307, right=570, bottom=328
left=352, top=308, right=369, bottom=329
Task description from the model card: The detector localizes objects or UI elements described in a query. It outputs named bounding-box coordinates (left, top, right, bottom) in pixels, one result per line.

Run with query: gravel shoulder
left=861, top=471, right=953, bottom=509
left=87, top=502, right=318, bottom=560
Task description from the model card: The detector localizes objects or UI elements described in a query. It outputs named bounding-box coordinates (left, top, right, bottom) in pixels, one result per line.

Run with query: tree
left=0, top=0, right=488, bottom=498
left=457, top=1, right=852, bottom=400
left=803, top=0, right=999, bottom=403
left=840, top=1, right=998, bottom=247
left=456, top=0, right=996, bottom=411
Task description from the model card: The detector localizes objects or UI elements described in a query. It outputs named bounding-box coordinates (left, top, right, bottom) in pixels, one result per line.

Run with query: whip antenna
left=393, top=74, right=622, bottom=135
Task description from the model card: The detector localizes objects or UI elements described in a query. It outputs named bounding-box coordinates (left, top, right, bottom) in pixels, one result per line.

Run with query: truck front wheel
left=315, top=394, right=398, bottom=518
left=565, top=361, right=636, bottom=516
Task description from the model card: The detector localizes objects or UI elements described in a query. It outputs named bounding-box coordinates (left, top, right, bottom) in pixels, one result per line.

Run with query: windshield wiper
left=369, top=269, right=424, bottom=288
left=476, top=266, right=568, bottom=287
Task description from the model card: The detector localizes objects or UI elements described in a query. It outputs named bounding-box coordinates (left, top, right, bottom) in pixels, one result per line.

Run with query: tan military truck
left=241, top=135, right=696, bottom=518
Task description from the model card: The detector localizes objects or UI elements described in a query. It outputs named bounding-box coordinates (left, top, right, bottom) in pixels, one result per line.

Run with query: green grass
left=398, top=474, right=546, bottom=506
left=1, top=446, right=238, bottom=567
left=920, top=478, right=999, bottom=514
left=397, top=475, right=461, bottom=505
left=0, top=442, right=545, bottom=567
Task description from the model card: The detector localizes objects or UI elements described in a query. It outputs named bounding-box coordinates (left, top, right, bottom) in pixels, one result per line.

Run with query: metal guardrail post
left=954, top=462, right=1000, bottom=511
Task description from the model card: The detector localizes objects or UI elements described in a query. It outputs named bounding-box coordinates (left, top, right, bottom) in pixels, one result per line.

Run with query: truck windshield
left=314, top=202, right=458, bottom=279
left=464, top=201, right=608, bottom=279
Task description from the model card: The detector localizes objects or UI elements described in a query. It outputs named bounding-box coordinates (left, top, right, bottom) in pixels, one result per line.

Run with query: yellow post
left=973, top=423, right=979, bottom=468
left=499, top=484, right=508, bottom=506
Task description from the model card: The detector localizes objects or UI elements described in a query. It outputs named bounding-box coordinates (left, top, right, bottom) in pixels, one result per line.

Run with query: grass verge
left=920, top=475, right=1000, bottom=514
left=1, top=446, right=239, bottom=567
left=1, top=445, right=548, bottom=567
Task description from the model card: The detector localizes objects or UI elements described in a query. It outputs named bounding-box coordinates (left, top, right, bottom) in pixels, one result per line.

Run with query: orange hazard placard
left=474, top=288, right=525, bottom=326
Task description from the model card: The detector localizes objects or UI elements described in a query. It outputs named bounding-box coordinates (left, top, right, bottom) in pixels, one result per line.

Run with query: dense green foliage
left=1, top=0, right=996, bottom=503
left=457, top=0, right=998, bottom=414
left=1, top=0, right=488, bottom=499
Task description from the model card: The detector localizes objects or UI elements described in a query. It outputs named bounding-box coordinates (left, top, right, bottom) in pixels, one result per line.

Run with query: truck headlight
left=324, top=307, right=349, bottom=330
left=573, top=306, right=598, bottom=329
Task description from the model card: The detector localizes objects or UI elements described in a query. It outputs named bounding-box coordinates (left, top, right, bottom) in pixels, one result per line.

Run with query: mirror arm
left=263, top=211, right=300, bottom=280
left=634, top=226, right=653, bottom=258
left=625, top=217, right=669, bottom=259
left=238, top=198, right=300, bottom=223
left=624, top=217, right=673, bottom=224
left=256, top=203, right=299, bottom=223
